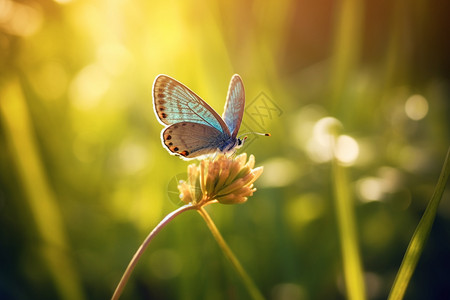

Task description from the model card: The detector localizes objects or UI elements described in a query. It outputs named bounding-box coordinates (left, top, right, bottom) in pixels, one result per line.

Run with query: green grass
left=388, top=147, right=450, bottom=300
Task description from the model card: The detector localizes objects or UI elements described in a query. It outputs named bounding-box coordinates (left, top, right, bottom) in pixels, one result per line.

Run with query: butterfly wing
left=153, top=75, right=230, bottom=135
left=222, top=74, right=245, bottom=138
left=162, top=121, right=232, bottom=159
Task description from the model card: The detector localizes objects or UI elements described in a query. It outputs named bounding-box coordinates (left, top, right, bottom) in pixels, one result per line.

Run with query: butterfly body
left=153, top=74, right=245, bottom=160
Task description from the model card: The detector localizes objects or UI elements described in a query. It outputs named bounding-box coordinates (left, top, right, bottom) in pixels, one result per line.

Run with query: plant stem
left=111, top=203, right=195, bottom=300
left=332, top=157, right=366, bottom=300
left=197, top=206, right=265, bottom=300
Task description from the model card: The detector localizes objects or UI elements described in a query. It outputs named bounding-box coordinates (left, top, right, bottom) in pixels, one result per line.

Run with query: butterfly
left=153, top=74, right=246, bottom=160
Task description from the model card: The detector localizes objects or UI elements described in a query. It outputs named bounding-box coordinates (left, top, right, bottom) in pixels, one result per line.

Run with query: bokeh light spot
left=285, top=193, right=325, bottom=228
left=306, top=117, right=343, bottom=163
left=313, top=117, right=342, bottom=146
left=259, top=157, right=298, bottom=187
left=116, top=142, right=148, bottom=175
left=97, top=43, right=132, bottom=76
left=0, top=0, right=42, bottom=36
left=357, top=177, right=384, bottom=202
left=290, top=104, right=327, bottom=151
left=364, top=272, right=383, bottom=299
left=335, top=135, right=359, bottom=165
left=272, top=283, right=306, bottom=300
left=404, top=94, right=428, bottom=120
left=69, top=64, right=110, bottom=110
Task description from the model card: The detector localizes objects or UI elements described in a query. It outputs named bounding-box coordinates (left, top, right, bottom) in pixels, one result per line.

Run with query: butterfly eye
left=238, top=136, right=248, bottom=147
left=236, top=137, right=246, bottom=149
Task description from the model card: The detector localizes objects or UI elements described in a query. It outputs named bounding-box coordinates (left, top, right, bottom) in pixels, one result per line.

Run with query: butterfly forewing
left=222, top=74, right=245, bottom=138
left=153, top=75, right=229, bottom=134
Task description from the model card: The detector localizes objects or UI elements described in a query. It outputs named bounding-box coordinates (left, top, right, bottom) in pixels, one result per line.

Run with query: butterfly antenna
left=238, top=132, right=271, bottom=140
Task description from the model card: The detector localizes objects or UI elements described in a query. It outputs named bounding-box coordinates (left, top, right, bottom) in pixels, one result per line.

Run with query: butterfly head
left=236, top=136, right=247, bottom=149
left=222, top=136, right=246, bottom=156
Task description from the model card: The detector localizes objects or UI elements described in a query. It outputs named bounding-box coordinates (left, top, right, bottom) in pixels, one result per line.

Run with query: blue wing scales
left=153, top=75, right=229, bottom=134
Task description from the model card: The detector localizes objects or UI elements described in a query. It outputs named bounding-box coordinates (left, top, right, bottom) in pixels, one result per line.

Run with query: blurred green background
left=1, top=0, right=449, bottom=299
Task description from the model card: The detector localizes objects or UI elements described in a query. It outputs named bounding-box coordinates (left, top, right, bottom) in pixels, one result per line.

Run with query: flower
left=177, top=154, right=264, bottom=206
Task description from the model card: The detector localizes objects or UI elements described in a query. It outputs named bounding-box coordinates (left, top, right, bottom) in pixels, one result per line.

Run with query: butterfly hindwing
left=153, top=75, right=229, bottom=134
left=222, top=74, right=245, bottom=138
left=162, top=122, right=231, bottom=159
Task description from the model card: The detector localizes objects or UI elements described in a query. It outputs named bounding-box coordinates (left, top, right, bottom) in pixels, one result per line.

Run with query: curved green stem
left=111, top=203, right=195, bottom=300
left=197, top=206, right=265, bottom=300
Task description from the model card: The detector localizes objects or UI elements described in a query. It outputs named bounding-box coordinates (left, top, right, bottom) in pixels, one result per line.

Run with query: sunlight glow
left=69, top=64, right=111, bottom=110
left=404, top=94, right=428, bottom=120
left=116, top=141, right=148, bottom=175
left=0, top=0, right=42, bottom=36
left=97, top=43, right=132, bottom=76
left=2, top=0, right=447, bottom=298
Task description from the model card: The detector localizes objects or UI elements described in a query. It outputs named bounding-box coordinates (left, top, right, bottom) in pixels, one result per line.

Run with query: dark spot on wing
left=179, top=150, right=189, bottom=157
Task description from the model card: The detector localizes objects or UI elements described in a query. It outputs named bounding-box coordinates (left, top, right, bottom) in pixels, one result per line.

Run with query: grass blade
left=332, top=158, right=366, bottom=300
left=388, top=147, right=450, bottom=300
